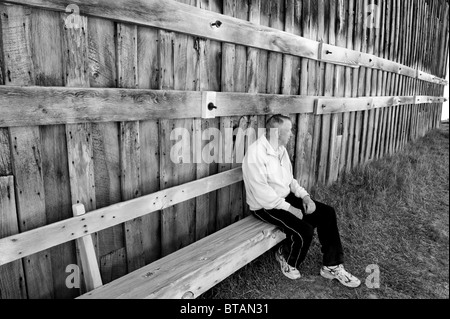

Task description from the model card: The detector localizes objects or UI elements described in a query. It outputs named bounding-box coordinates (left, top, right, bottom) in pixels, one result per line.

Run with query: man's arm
left=290, top=178, right=309, bottom=199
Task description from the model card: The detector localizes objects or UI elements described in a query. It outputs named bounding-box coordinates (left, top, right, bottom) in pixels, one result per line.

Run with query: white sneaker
left=320, top=264, right=361, bottom=288
left=275, top=246, right=301, bottom=280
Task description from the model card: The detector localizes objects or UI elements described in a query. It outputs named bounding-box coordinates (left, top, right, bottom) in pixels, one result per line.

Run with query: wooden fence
left=0, top=0, right=448, bottom=299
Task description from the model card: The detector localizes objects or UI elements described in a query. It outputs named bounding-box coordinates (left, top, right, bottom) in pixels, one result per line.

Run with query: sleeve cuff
left=277, top=201, right=291, bottom=212
left=296, top=189, right=309, bottom=199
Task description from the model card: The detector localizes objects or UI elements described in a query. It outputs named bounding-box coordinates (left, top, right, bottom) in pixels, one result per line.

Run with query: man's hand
left=302, top=196, right=316, bottom=215
left=288, top=205, right=303, bottom=220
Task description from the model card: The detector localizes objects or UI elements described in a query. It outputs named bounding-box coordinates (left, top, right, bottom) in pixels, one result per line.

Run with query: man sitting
left=242, top=114, right=360, bottom=288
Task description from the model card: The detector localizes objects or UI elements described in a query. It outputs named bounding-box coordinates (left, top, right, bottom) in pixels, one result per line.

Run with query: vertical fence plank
left=363, top=0, right=376, bottom=164
left=33, top=8, right=76, bottom=299
left=62, top=13, right=96, bottom=295
left=283, top=0, right=300, bottom=164
left=243, top=0, right=261, bottom=219
left=338, top=0, right=353, bottom=177
left=0, top=7, right=26, bottom=301
left=117, top=22, right=147, bottom=272
left=352, top=0, right=364, bottom=169
left=384, top=0, right=394, bottom=155
left=375, top=0, right=386, bottom=160
left=403, top=0, right=413, bottom=148
left=0, top=176, right=27, bottom=299
left=217, top=0, right=247, bottom=230
left=217, top=0, right=234, bottom=230
left=307, top=0, right=322, bottom=192
left=0, top=132, right=11, bottom=177
left=1, top=4, right=54, bottom=299
left=398, top=0, right=408, bottom=151
left=390, top=0, right=401, bottom=155
left=379, top=0, right=390, bottom=159
left=358, top=0, right=369, bottom=166
left=229, top=0, right=248, bottom=223
left=159, top=0, right=197, bottom=255
left=328, top=0, right=342, bottom=185
left=267, top=0, right=284, bottom=96
left=295, top=0, right=312, bottom=189
left=88, top=17, right=126, bottom=283
left=136, top=24, right=161, bottom=263
left=158, top=30, right=177, bottom=256
left=346, top=0, right=357, bottom=172
left=317, top=0, right=331, bottom=186
left=369, top=0, right=382, bottom=161
left=194, top=0, right=221, bottom=239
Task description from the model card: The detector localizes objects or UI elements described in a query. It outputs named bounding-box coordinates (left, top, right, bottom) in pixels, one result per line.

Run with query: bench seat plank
left=77, top=215, right=285, bottom=299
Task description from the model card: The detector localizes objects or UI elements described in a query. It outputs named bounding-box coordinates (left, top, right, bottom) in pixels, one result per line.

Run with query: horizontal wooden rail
left=0, top=86, right=446, bottom=125
left=0, top=86, right=317, bottom=126
left=0, top=86, right=203, bottom=126
left=0, top=167, right=243, bottom=266
left=315, top=96, right=447, bottom=114
left=1, top=0, right=447, bottom=85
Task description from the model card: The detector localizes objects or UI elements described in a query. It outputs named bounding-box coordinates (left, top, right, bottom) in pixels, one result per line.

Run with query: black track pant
left=252, top=192, right=344, bottom=269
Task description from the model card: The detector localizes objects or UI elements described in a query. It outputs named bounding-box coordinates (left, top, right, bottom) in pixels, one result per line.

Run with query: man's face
left=278, top=120, right=293, bottom=147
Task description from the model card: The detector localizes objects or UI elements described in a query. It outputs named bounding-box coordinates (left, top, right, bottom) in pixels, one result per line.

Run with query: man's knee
left=287, top=221, right=314, bottom=242
left=300, top=223, right=315, bottom=240
left=319, top=203, right=337, bottom=221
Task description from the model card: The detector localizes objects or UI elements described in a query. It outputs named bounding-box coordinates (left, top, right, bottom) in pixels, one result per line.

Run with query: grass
left=201, top=123, right=449, bottom=299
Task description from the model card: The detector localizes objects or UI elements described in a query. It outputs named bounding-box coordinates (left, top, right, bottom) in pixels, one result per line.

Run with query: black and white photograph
left=0, top=0, right=448, bottom=309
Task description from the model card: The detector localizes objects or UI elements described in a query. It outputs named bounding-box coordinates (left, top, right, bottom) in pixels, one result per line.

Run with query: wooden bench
left=0, top=168, right=285, bottom=299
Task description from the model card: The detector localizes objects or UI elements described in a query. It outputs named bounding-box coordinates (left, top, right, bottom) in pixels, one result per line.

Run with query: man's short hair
left=266, top=114, right=291, bottom=136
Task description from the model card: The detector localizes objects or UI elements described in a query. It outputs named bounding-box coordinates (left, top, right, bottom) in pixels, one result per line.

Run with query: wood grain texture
left=0, top=129, right=12, bottom=176
left=282, top=0, right=300, bottom=165
left=88, top=16, right=125, bottom=282
left=307, top=0, right=322, bottom=193
left=339, top=0, right=353, bottom=176
left=77, top=215, right=285, bottom=299
left=0, top=176, right=27, bottom=299
left=117, top=22, right=146, bottom=273
left=194, top=0, right=221, bottom=240
left=158, top=12, right=196, bottom=256
left=330, top=0, right=346, bottom=183
left=2, top=83, right=444, bottom=126
left=72, top=204, right=102, bottom=292
left=217, top=0, right=241, bottom=231
left=351, top=0, right=363, bottom=169
left=1, top=0, right=446, bottom=84
left=317, top=0, right=331, bottom=186
left=62, top=12, right=97, bottom=296
left=137, top=23, right=161, bottom=264
left=0, top=86, right=203, bottom=126
left=0, top=167, right=243, bottom=266
left=1, top=3, right=54, bottom=299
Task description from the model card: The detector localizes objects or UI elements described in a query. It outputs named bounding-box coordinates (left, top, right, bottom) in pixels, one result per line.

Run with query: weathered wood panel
left=0, top=0, right=448, bottom=300
left=62, top=12, right=96, bottom=295
left=117, top=22, right=147, bottom=273
left=217, top=0, right=245, bottom=230
left=88, top=16, right=126, bottom=283
left=282, top=0, right=299, bottom=164
left=136, top=23, right=161, bottom=264
left=1, top=0, right=445, bottom=84
left=194, top=0, right=221, bottom=240
left=0, top=168, right=243, bottom=266
left=294, top=0, right=313, bottom=190
left=1, top=3, right=54, bottom=299
left=307, top=0, right=322, bottom=194
left=0, top=176, right=27, bottom=299
left=77, top=215, right=285, bottom=299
